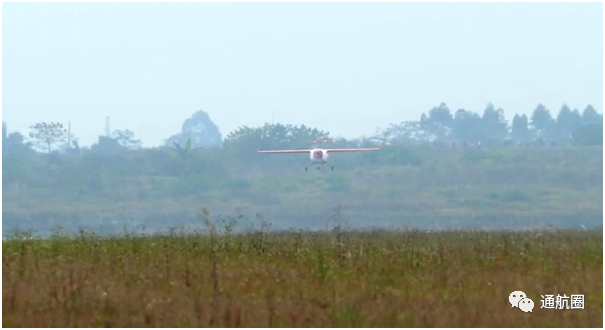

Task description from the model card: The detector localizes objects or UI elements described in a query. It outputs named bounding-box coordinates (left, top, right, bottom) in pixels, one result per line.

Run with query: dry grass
left=2, top=226, right=602, bottom=327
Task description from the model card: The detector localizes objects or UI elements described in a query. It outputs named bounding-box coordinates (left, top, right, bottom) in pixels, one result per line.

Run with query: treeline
left=383, top=103, right=603, bottom=147
left=3, top=103, right=603, bottom=160
left=2, top=102, right=603, bottom=196
left=1, top=101, right=601, bottom=204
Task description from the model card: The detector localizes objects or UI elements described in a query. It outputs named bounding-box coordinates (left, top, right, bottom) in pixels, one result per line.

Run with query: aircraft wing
left=326, top=148, right=381, bottom=153
left=256, top=149, right=311, bottom=154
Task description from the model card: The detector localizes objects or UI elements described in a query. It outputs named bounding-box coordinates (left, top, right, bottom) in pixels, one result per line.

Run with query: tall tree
left=555, top=105, right=583, bottom=141
left=530, top=104, right=555, bottom=140
left=28, top=122, right=67, bottom=153
left=481, top=103, right=508, bottom=141
left=452, top=109, right=483, bottom=142
left=582, top=105, right=602, bottom=125
left=420, top=102, right=453, bottom=141
left=165, top=110, right=223, bottom=149
left=510, top=114, right=531, bottom=142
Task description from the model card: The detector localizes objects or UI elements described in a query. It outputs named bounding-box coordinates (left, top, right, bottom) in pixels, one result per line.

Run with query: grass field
left=3, top=220, right=602, bottom=328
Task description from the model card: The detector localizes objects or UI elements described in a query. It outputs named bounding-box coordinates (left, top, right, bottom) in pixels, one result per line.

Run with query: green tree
left=169, top=138, right=203, bottom=159
left=165, top=110, right=223, bottom=149
left=452, top=109, right=483, bottom=143
left=555, top=105, right=583, bottom=142
left=3, top=122, right=32, bottom=155
left=421, top=102, right=453, bottom=142
left=382, top=121, right=432, bottom=144
left=113, top=129, right=142, bottom=149
left=224, top=123, right=329, bottom=152
left=510, top=114, right=531, bottom=142
left=481, top=103, right=508, bottom=141
left=582, top=105, right=602, bottom=125
left=223, top=125, right=266, bottom=152
left=289, top=124, right=331, bottom=146
left=28, top=122, right=67, bottom=153
left=530, top=104, right=555, bottom=140
left=572, top=123, right=603, bottom=146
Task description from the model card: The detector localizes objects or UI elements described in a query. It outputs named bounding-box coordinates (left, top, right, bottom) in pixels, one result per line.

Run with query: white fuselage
left=309, top=149, right=329, bottom=164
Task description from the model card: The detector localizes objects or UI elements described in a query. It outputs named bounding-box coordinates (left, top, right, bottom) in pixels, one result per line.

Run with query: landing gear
left=304, top=163, right=334, bottom=172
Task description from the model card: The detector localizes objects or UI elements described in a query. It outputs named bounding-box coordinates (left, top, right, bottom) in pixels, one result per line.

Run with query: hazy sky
left=3, top=2, right=603, bottom=147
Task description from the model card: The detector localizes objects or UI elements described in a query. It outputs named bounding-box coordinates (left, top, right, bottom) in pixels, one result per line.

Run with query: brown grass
left=2, top=227, right=602, bottom=327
